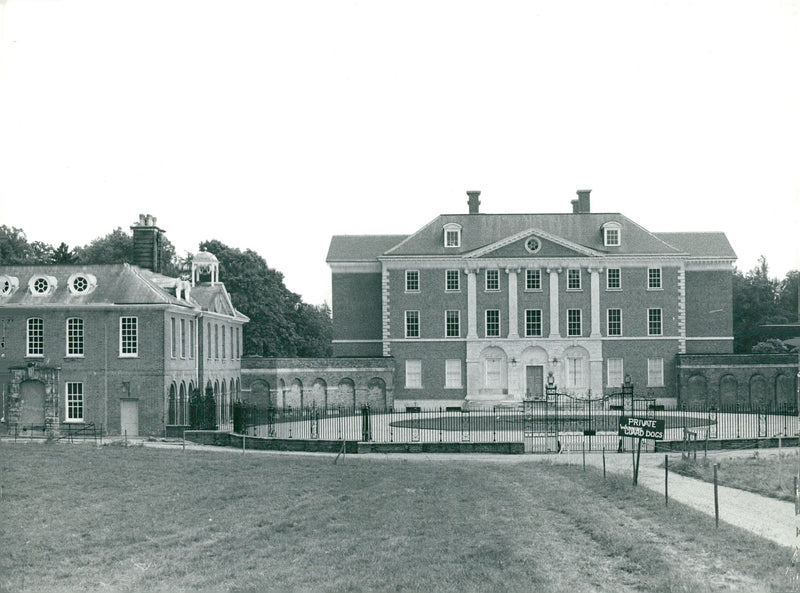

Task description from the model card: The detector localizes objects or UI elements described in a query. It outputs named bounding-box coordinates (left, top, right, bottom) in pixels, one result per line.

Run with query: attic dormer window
left=443, top=223, right=462, bottom=248
left=29, top=275, right=57, bottom=296
left=68, top=273, right=97, bottom=295
left=602, top=222, right=622, bottom=247
left=0, top=275, right=19, bottom=297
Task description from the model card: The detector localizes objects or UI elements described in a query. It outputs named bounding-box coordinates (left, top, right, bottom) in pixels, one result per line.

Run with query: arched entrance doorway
left=8, top=365, right=60, bottom=435
left=520, top=346, right=548, bottom=399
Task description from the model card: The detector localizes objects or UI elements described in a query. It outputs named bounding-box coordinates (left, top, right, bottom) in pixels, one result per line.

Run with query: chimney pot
left=467, top=190, right=481, bottom=214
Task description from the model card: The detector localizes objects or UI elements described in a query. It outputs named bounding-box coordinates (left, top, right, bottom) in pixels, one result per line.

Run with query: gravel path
left=578, top=449, right=798, bottom=548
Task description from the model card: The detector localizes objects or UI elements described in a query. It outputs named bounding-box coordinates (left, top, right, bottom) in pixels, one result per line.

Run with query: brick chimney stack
left=131, top=214, right=164, bottom=273
left=572, top=189, right=591, bottom=213
left=467, top=191, right=481, bottom=214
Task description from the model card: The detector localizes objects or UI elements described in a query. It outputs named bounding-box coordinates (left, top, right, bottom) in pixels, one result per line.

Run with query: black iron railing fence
left=226, top=400, right=800, bottom=449
left=2, top=400, right=795, bottom=446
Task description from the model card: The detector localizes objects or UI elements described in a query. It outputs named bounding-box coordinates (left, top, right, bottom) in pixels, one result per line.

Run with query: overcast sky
left=0, top=0, right=797, bottom=306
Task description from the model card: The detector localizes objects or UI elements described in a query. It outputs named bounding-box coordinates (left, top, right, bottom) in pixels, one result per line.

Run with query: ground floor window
left=405, top=360, right=422, bottom=388
left=607, top=358, right=623, bottom=387
left=648, top=358, right=664, bottom=387
left=445, top=359, right=462, bottom=388
left=66, top=382, right=84, bottom=422
left=566, top=357, right=583, bottom=389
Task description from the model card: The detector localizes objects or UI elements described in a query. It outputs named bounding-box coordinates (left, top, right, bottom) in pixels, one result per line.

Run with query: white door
left=120, top=399, right=139, bottom=437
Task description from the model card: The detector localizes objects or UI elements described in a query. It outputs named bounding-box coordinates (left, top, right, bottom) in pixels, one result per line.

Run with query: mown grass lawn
left=0, top=442, right=795, bottom=593
left=669, top=451, right=800, bottom=503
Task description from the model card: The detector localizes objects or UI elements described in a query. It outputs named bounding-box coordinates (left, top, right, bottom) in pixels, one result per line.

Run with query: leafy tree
left=776, top=270, right=800, bottom=324
left=732, top=256, right=800, bottom=352
left=0, top=225, right=53, bottom=264
left=51, top=242, right=77, bottom=264
left=74, top=227, right=179, bottom=275
left=733, top=257, right=779, bottom=353
left=199, top=240, right=331, bottom=357
left=73, top=228, right=132, bottom=264
left=292, top=302, right=333, bottom=357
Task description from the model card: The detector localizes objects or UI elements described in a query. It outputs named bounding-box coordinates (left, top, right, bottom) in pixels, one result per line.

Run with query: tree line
left=2, top=224, right=798, bottom=355
left=0, top=224, right=332, bottom=358
left=733, top=257, right=799, bottom=353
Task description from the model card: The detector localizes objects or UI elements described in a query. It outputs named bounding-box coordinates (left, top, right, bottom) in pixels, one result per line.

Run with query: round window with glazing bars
left=0, top=275, right=18, bottom=296
left=33, top=277, right=49, bottom=293
left=72, top=276, right=89, bottom=293
left=67, top=273, right=96, bottom=295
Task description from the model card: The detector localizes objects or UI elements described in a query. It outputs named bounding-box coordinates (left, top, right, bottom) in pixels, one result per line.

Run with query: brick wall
left=331, top=272, right=383, bottom=356
left=676, top=353, right=798, bottom=408
left=241, top=357, right=395, bottom=409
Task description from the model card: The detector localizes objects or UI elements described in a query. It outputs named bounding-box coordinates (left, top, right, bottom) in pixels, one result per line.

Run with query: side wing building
left=0, top=216, right=248, bottom=437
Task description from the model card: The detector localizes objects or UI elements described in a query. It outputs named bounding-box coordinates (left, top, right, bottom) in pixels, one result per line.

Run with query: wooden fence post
left=714, top=463, right=719, bottom=529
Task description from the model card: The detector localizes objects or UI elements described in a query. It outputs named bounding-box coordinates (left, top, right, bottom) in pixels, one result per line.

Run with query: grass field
left=0, top=442, right=796, bottom=593
left=669, top=451, right=800, bottom=503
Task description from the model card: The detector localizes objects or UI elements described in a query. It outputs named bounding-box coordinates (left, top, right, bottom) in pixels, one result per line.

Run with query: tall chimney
left=131, top=214, right=164, bottom=273
left=467, top=190, right=481, bottom=214
left=575, top=189, right=591, bottom=213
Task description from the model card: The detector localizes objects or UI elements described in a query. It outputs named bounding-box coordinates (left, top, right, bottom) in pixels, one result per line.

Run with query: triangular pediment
left=465, top=228, right=602, bottom=259
left=212, top=292, right=235, bottom=315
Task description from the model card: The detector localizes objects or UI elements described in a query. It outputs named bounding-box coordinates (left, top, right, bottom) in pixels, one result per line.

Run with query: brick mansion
left=325, top=190, right=795, bottom=410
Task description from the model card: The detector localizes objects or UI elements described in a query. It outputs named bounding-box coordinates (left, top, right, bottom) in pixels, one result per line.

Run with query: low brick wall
left=186, top=430, right=356, bottom=453
left=655, top=436, right=800, bottom=452
left=229, top=435, right=357, bottom=454
left=184, top=431, right=232, bottom=447
left=185, top=430, right=523, bottom=454
left=357, top=442, right=524, bottom=454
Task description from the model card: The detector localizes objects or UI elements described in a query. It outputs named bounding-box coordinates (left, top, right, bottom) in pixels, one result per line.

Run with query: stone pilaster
left=589, top=267, right=602, bottom=338
left=465, top=269, right=478, bottom=339
left=506, top=267, right=520, bottom=339
left=547, top=268, right=561, bottom=338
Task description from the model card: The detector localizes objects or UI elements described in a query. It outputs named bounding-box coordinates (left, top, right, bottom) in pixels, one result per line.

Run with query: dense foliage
left=198, top=239, right=332, bottom=357
left=0, top=224, right=177, bottom=274
left=733, top=257, right=799, bottom=353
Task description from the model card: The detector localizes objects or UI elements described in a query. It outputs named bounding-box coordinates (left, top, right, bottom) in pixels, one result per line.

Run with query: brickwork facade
left=328, top=190, right=743, bottom=409
left=1, top=226, right=247, bottom=437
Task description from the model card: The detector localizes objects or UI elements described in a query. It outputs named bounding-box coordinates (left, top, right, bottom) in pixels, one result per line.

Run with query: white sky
left=0, top=0, right=798, bottom=306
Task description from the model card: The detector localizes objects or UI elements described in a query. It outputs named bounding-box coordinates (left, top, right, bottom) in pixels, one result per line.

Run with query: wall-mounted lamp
left=510, top=358, right=518, bottom=367
left=551, top=357, right=559, bottom=365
